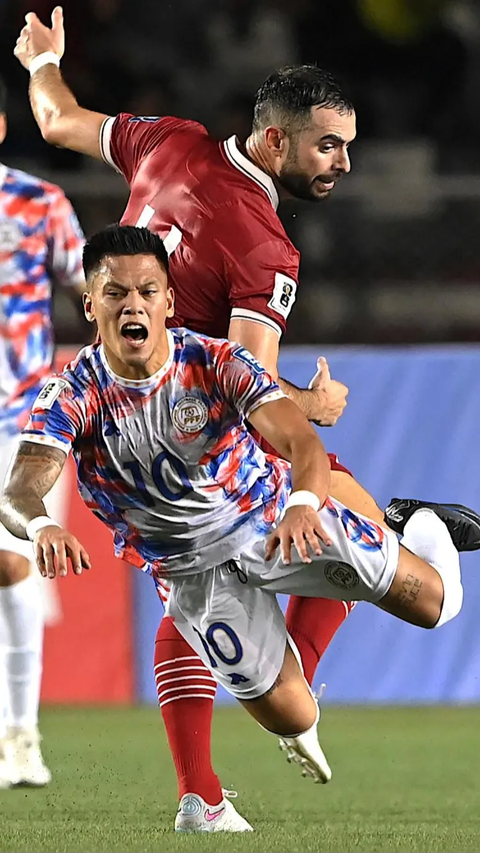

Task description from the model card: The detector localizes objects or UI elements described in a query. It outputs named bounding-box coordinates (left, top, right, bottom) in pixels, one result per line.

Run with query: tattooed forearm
left=0, top=442, right=66, bottom=538
left=397, top=573, right=423, bottom=606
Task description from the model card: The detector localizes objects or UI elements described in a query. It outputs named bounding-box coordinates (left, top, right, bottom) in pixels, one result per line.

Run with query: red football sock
left=286, top=596, right=356, bottom=686
left=154, top=616, right=222, bottom=805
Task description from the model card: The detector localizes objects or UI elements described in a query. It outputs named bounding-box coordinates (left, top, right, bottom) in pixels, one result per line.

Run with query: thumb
left=51, top=6, right=63, bottom=32
left=308, top=355, right=328, bottom=390
left=317, top=356, right=330, bottom=383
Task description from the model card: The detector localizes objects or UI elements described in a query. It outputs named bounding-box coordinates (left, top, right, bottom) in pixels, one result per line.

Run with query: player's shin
left=0, top=573, right=43, bottom=731
left=154, top=617, right=223, bottom=805
left=238, top=645, right=332, bottom=783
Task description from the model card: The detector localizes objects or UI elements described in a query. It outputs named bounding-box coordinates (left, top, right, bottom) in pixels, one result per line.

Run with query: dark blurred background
left=2, top=0, right=480, bottom=346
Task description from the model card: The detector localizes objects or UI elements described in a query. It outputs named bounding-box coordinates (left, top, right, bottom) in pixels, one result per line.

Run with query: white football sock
left=401, top=508, right=463, bottom=627
left=0, top=575, right=43, bottom=729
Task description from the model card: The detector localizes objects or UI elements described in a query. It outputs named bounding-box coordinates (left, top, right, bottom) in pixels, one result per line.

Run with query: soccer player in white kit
left=0, top=225, right=477, bottom=828
left=0, top=74, right=85, bottom=786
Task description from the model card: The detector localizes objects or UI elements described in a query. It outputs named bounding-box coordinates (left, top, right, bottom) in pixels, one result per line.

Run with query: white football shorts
left=166, top=497, right=399, bottom=700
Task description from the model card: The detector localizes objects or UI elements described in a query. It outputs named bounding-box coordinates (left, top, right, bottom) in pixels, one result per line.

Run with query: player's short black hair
left=252, top=64, right=354, bottom=134
left=0, top=75, right=7, bottom=115
left=83, top=224, right=169, bottom=285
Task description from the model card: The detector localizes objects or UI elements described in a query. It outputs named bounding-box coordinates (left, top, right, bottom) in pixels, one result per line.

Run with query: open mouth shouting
left=120, top=321, right=149, bottom=347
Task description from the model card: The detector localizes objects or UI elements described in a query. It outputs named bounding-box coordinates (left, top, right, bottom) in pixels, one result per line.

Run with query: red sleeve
left=100, top=114, right=205, bottom=184
left=219, top=204, right=300, bottom=337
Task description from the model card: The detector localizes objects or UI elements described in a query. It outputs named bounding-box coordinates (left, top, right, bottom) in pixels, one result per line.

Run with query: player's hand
left=33, top=525, right=91, bottom=579
left=14, top=6, right=65, bottom=71
left=265, top=506, right=332, bottom=565
left=308, top=356, right=348, bottom=427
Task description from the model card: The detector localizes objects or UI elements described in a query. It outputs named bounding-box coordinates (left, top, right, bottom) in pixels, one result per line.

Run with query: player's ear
left=0, top=114, right=7, bottom=146
left=166, top=286, right=175, bottom=319
left=83, top=289, right=96, bottom=323
left=264, top=125, right=287, bottom=158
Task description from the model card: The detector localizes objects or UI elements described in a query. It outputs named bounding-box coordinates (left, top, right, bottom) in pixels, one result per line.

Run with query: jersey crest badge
left=172, top=397, right=209, bottom=433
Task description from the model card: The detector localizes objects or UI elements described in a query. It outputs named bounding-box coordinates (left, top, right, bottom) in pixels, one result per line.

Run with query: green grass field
left=1, top=705, right=479, bottom=853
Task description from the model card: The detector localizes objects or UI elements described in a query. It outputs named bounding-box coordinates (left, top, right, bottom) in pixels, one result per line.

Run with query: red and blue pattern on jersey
left=0, top=165, right=84, bottom=436
left=22, top=329, right=291, bottom=577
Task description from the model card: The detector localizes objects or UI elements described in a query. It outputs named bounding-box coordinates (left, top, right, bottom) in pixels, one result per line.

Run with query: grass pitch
left=1, top=705, right=479, bottom=852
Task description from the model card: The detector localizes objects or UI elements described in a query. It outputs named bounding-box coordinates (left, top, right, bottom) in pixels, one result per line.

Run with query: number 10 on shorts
left=193, top=623, right=250, bottom=686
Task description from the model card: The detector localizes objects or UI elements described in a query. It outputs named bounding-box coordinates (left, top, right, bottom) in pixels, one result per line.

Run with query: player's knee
left=0, top=551, right=30, bottom=586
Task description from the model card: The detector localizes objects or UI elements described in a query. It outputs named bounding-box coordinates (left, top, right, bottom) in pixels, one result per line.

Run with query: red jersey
left=100, top=114, right=299, bottom=339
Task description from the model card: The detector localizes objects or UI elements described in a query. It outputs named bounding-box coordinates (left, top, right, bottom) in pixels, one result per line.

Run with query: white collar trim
left=0, top=163, right=7, bottom=190
left=223, top=136, right=279, bottom=210
left=99, top=329, right=174, bottom=388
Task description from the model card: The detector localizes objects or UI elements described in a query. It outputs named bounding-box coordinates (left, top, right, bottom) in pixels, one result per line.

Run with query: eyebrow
left=319, top=133, right=347, bottom=145
left=102, top=280, right=159, bottom=291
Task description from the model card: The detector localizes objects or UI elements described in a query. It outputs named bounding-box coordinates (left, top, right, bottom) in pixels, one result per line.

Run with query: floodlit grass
left=1, top=705, right=479, bottom=852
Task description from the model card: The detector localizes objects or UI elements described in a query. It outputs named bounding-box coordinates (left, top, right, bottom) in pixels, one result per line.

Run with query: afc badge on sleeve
left=268, top=273, right=297, bottom=319
left=34, top=379, right=69, bottom=410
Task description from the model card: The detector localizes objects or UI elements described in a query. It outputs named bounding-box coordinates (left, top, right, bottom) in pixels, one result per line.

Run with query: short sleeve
left=100, top=114, right=200, bottom=183
left=46, top=189, right=85, bottom=288
left=218, top=203, right=300, bottom=337
left=215, top=341, right=284, bottom=420
left=22, top=377, right=85, bottom=454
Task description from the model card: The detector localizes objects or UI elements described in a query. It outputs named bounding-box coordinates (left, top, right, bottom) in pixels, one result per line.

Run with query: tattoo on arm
left=0, top=443, right=66, bottom=538
left=12, top=442, right=66, bottom=496
left=398, top=573, right=423, bottom=606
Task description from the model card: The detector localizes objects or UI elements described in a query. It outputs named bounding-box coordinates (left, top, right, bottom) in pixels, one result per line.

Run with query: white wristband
left=284, top=490, right=320, bottom=513
left=26, top=516, right=61, bottom=541
left=29, top=52, right=61, bottom=77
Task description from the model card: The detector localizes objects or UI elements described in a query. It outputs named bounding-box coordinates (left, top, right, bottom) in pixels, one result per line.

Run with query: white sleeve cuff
left=99, top=116, right=122, bottom=173
left=230, top=308, right=282, bottom=337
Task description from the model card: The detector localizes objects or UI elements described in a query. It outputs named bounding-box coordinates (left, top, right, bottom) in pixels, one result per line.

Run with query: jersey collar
left=223, top=136, right=279, bottom=211
left=99, top=329, right=174, bottom=388
left=0, top=163, right=7, bottom=190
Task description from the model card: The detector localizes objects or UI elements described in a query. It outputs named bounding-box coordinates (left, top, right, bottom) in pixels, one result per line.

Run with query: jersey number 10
left=123, top=450, right=192, bottom=506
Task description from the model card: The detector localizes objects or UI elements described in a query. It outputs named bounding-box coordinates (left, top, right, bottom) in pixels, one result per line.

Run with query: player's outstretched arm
left=229, top=317, right=348, bottom=426
left=0, top=442, right=91, bottom=578
left=14, top=7, right=107, bottom=158
left=248, top=397, right=333, bottom=564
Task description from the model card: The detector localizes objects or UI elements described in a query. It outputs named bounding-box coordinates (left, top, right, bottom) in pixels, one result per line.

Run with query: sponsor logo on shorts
left=324, top=560, right=359, bottom=590
left=172, top=397, right=208, bottom=433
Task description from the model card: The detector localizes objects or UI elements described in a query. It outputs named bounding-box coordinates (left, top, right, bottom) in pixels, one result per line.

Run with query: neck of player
left=103, top=330, right=171, bottom=380
left=244, top=134, right=289, bottom=201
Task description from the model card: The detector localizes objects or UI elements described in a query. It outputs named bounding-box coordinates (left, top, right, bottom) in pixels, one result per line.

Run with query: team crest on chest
left=172, top=397, right=209, bottom=433
left=0, top=220, right=22, bottom=252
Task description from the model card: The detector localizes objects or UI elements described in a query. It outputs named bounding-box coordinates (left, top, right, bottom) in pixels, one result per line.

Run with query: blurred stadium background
left=2, top=2, right=480, bottom=849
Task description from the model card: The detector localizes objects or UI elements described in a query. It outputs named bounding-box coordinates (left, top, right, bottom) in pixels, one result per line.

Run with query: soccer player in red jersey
left=15, top=7, right=397, bottom=822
